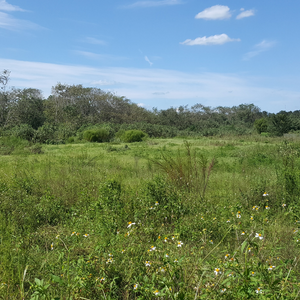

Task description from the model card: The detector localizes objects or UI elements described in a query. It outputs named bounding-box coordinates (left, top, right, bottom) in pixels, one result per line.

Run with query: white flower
left=106, top=258, right=113, bottom=264
left=236, top=214, right=241, bottom=218
left=221, top=288, right=226, bottom=293
left=51, top=243, right=54, bottom=250
left=165, top=254, right=169, bottom=258
left=153, top=290, right=159, bottom=296
left=83, top=233, right=89, bottom=237
left=268, top=265, right=275, bottom=271
left=71, top=231, right=76, bottom=236
left=282, top=203, right=286, bottom=207
left=214, top=268, right=221, bottom=276
left=55, top=235, right=60, bottom=239
left=255, top=287, right=262, bottom=294
left=134, top=283, right=139, bottom=290
left=155, top=201, right=159, bottom=206
left=227, top=220, right=230, bottom=223
left=127, top=222, right=136, bottom=228
left=224, top=254, right=230, bottom=260
left=263, top=192, right=268, bottom=196
left=265, top=206, right=270, bottom=209
left=164, top=237, right=168, bottom=242
left=149, top=246, right=156, bottom=251
left=174, top=259, right=178, bottom=263
left=209, top=240, right=213, bottom=244
left=100, top=277, right=105, bottom=282
left=177, top=241, right=183, bottom=247
left=241, top=231, right=245, bottom=235
left=255, top=233, right=264, bottom=240
left=145, top=261, right=151, bottom=267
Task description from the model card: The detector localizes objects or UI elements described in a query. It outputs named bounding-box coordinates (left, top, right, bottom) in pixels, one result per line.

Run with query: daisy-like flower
left=172, top=236, right=175, bottom=240
left=150, top=246, right=156, bottom=251
left=241, top=231, right=245, bottom=235
left=255, top=287, right=262, bottom=294
left=159, top=267, right=166, bottom=273
left=83, top=233, right=89, bottom=237
left=201, top=216, right=204, bottom=220
left=227, top=220, right=230, bottom=223
left=250, top=216, right=254, bottom=221
left=225, top=254, right=230, bottom=259
left=265, top=206, right=270, bottom=209
left=251, top=271, right=255, bottom=276
left=100, top=277, right=105, bottom=282
left=174, top=259, right=178, bottom=263
left=165, top=253, right=169, bottom=258
left=150, top=206, right=154, bottom=210
left=55, top=235, right=60, bottom=239
left=263, top=192, right=268, bottom=196
left=153, top=290, right=159, bottom=296
left=145, top=261, right=151, bottom=267
left=236, top=214, right=241, bottom=218
left=71, top=231, right=76, bottom=236
left=121, top=249, right=125, bottom=253
left=268, top=265, right=276, bottom=271
left=214, top=268, right=221, bottom=276
left=127, top=222, right=136, bottom=228
left=108, top=253, right=113, bottom=257
left=255, top=233, right=264, bottom=240
left=221, top=288, right=226, bottom=293
left=164, top=237, right=168, bottom=242
left=252, top=206, right=257, bottom=210
left=117, top=230, right=120, bottom=234
left=282, top=203, right=286, bottom=207
left=155, top=201, right=159, bottom=206
left=248, top=247, right=252, bottom=252
left=177, top=241, right=183, bottom=247
left=76, top=232, right=80, bottom=236
left=106, top=258, right=113, bottom=264
left=51, top=243, right=54, bottom=250
left=213, top=217, right=217, bottom=220
left=134, top=283, right=139, bottom=290
left=209, top=240, right=213, bottom=244
left=229, top=257, right=235, bottom=262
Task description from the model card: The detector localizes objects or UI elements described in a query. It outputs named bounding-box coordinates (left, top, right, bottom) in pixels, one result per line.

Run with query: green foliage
left=83, top=128, right=110, bottom=142
left=10, top=124, right=36, bottom=141
left=254, top=118, right=268, bottom=134
left=121, top=129, right=146, bottom=143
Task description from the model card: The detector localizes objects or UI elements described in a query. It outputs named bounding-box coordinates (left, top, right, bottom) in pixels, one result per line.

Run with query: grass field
left=0, top=136, right=300, bottom=299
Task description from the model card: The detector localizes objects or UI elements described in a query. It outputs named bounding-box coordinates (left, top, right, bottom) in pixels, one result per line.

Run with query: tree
left=0, top=70, right=11, bottom=126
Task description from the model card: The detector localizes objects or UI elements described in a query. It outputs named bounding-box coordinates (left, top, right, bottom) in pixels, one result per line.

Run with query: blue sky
left=0, top=0, right=299, bottom=113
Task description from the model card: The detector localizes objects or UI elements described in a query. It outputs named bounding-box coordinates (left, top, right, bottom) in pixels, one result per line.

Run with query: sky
left=0, top=0, right=300, bottom=113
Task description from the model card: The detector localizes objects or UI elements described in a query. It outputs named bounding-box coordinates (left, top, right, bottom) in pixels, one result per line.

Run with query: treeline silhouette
left=1, top=71, right=300, bottom=143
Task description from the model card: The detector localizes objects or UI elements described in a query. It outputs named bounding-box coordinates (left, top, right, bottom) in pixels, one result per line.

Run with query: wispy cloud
left=90, top=80, right=117, bottom=86
left=0, top=0, right=25, bottom=12
left=145, top=56, right=153, bottom=66
left=236, top=8, right=255, bottom=20
left=84, top=37, right=107, bottom=45
left=0, top=11, right=42, bottom=31
left=74, top=50, right=128, bottom=61
left=195, top=5, right=231, bottom=20
left=122, top=0, right=182, bottom=9
left=243, top=40, right=276, bottom=60
left=1, top=58, right=298, bottom=112
left=181, top=34, right=240, bottom=46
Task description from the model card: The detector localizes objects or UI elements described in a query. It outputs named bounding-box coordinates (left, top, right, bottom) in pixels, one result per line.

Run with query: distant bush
left=121, top=130, right=146, bottom=143
left=83, top=128, right=110, bottom=143
left=10, top=124, right=36, bottom=141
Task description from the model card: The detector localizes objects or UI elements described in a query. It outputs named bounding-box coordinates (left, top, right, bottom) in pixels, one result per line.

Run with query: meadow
left=0, top=135, right=300, bottom=299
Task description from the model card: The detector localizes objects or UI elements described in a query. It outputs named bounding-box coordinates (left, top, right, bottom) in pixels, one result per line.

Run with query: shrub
left=83, top=128, right=110, bottom=143
left=121, top=130, right=146, bottom=143
left=10, top=124, right=36, bottom=141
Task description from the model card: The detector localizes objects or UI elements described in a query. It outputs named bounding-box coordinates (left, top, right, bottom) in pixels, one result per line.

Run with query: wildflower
left=201, top=216, right=204, bottom=220
left=172, top=236, right=175, bottom=240
left=251, top=271, right=255, bottom=276
left=134, top=283, right=139, bottom=290
left=150, top=246, right=156, bottom=251
left=164, top=237, right=168, bottom=242
left=241, top=231, right=245, bottom=235
left=159, top=267, right=166, bottom=273
left=250, top=216, right=254, bottom=221
left=150, top=206, right=154, bottom=210
left=55, top=235, right=60, bottom=239
left=76, top=232, right=80, bottom=236
left=252, top=206, right=257, bottom=210
left=155, top=201, right=159, bottom=205
left=263, top=192, right=268, bottom=196
left=225, top=254, right=230, bottom=259
left=83, top=233, right=89, bottom=237
left=255, top=233, right=264, bottom=240
left=221, top=288, right=226, bottom=293
left=117, top=230, right=120, bottom=234
left=100, top=277, right=105, bottom=282
left=268, top=265, right=276, bottom=271
left=174, top=259, right=178, bottom=263
left=51, top=243, right=54, bottom=250
left=165, top=253, right=169, bottom=258
left=229, top=257, right=235, bottom=262
left=145, top=261, right=151, bottom=267
left=282, top=203, right=286, bottom=207
left=248, top=247, right=252, bottom=252
left=158, top=235, right=161, bottom=239
left=71, top=231, right=76, bottom=236
left=108, top=253, right=113, bottom=257
left=209, top=240, right=213, bottom=244
left=265, top=206, right=270, bottom=209
left=227, top=220, right=230, bottom=223
left=236, top=214, right=241, bottom=218
left=177, top=241, right=183, bottom=247
left=121, top=249, right=125, bottom=253
left=127, top=222, right=136, bottom=228
left=214, top=268, right=221, bottom=276
left=106, top=258, right=113, bottom=264
left=293, top=229, right=298, bottom=234
left=213, top=217, right=216, bottom=220
left=255, top=287, right=262, bottom=294
left=153, top=290, right=159, bottom=296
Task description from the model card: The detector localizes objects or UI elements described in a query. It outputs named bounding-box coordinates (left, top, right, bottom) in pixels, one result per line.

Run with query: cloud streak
left=84, top=37, right=107, bottom=45
left=122, top=0, right=182, bottom=8
left=145, top=56, right=153, bottom=66
left=195, top=5, right=231, bottom=20
left=243, top=40, right=276, bottom=60
left=236, top=9, right=255, bottom=20
left=181, top=34, right=240, bottom=46
left=0, top=0, right=25, bottom=12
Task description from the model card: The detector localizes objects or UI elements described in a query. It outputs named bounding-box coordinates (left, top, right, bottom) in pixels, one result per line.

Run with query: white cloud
left=90, top=80, right=117, bottom=86
left=236, top=9, right=255, bottom=20
left=180, top=34, right=240, bottom=46
left=85, top=37, right=107, bottom=45
left=195, top=5, right=231, bottom=20
left=243, top=40, right=276, bottom=60
left=0, top=11, right=42, bottom=30
left=0, top=0, right=25, bottom=12
left=145, top=56, right=153, bottom=66
left=74, top=50, right=128, bottom=61
left=1, top=58, right=299, bottom=112
left=122, top=0, right=182, bottom=8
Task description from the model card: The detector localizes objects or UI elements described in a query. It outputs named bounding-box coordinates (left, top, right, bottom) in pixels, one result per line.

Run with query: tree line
left=1, top=69, right=299, bottom=143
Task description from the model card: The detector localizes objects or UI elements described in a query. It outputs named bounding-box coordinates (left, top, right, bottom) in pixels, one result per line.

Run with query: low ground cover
left=0, top=136, right=300, bottom=299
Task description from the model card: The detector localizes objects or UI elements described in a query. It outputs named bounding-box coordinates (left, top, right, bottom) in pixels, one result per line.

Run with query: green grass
left=0, top=136, right=300, bottom=299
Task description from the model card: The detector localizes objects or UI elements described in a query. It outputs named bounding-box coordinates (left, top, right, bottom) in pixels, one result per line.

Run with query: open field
left=0, top=136, right=300, bottom=299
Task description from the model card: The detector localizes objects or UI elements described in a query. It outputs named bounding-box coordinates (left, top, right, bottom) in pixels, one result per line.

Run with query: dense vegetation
left=1, top=70, right=300, bottom=145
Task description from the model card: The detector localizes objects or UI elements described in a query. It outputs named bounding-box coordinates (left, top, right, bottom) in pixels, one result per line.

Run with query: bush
left=121, top=130, right=146, bottom=143
left=10, top=124, right=36, bottom=141
left=83, top=128, right=110, bottom=143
